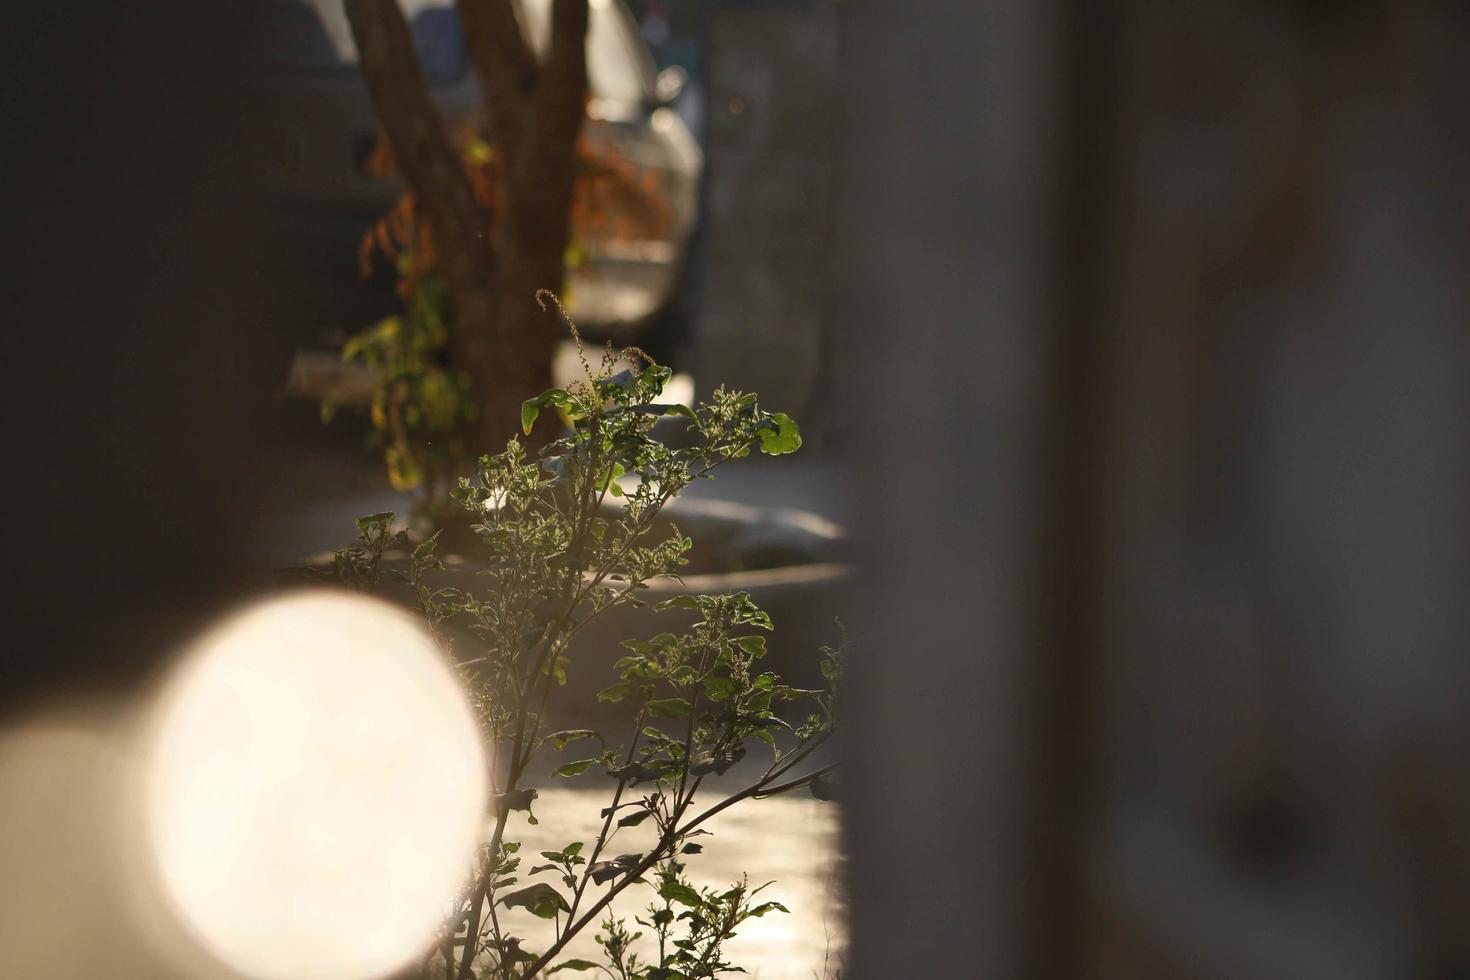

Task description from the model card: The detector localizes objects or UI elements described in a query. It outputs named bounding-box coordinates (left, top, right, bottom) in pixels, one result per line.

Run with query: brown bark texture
left=345, top=0, right=589, bottom=447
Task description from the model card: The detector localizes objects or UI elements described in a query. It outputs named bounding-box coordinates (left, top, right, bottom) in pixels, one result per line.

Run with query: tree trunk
left=346, top=0, right=588, bottom=449
left=468, top=0, right=588, bottom=443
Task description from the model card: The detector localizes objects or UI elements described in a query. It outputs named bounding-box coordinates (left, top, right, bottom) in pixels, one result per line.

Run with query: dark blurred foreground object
left=837, top=1, right=1470, bottom=978
left=0, top=1, right=271, bottom=713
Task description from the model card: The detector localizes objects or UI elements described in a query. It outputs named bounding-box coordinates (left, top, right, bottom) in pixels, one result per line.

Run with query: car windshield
left=265, top=0, right=649, bottom=106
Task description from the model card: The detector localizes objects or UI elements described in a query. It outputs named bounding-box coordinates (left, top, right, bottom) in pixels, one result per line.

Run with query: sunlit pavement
left=506, top=786, right=846, bottom=979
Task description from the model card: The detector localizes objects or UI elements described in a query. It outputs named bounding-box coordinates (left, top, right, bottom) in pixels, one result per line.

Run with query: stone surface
left=695, top=2, right=843, bottom=419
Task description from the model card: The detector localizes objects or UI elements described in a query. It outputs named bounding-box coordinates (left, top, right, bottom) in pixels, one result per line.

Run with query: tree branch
left=455, top=0, right=537, bottom=152
left=524, top=0, right=589, bottom=181
left=345, top=0, right=490, bottom=298
left=520, top=761, right=840, bottom=978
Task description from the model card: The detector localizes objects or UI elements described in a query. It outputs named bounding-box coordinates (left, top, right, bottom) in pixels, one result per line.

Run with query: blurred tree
left=338, top=120, right=672, bottom=502
left=345, top=0, right=589, bottom=444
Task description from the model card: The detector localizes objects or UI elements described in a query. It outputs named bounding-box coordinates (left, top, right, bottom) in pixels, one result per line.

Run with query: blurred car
left=253, top=0, right=702, bottom=340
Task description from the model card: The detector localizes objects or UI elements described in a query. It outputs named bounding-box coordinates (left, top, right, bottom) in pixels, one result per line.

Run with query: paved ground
left=502, top=784, right=846, bottom=979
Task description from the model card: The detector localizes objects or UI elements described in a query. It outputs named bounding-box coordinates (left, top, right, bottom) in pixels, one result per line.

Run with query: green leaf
left=646, top=697, right=693, bottom=719
left=411, top=531, right=441, bottom=561
left=597, top=681, right=636, bottom=703
left=545, top=729, right=599, bottom=751
left=355, top=511, right=395, bottom=534
left=598, top=462, right=626, bottom=495
left=588, top=853, right=642, bottom=884
left=617, top=809, right=652, bottom=828
left=657, top=595, right=701, bottom=611
left=501, top=943, right=538, bottom=964
left=690, top=745, right=744, bottom=776
left=757, top=412, right=802, bottom=455
left=637, top=403, right=697, bottom=421
left=598, top=368, right=637, bottom=392
left=638, top=364, right=672, bottom=397
left=548, top=960, right=602, bottom=973
left=500, top=882, right=570, bottom=919
left=680, top=842, right=703, bottom=854
left=746, top=900, right=789, bottom=918
left=703, top=674, right=737, bottom=702
left=607, top=761, right=666, bottom=784
left=734, top=635, right=767, bottom=658
left=658, top=880, right=702, bottom=908
left=522, top=388, right=570, bottom=434
left=500, top=788, right=539, bottom=812
left=552, top=759, right=595, bottom=777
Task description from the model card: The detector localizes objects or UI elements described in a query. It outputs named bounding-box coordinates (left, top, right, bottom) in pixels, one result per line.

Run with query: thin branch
left=520, top=760, right=839, bottom=978
left=755, top=762, right=838, bottom=799
left=456, top=0, right=537, bottom=151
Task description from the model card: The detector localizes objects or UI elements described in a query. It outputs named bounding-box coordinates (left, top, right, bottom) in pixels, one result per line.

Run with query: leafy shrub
left=326, top=337, right=839, bottom=979
left=326, top=275, right=478, bottom=499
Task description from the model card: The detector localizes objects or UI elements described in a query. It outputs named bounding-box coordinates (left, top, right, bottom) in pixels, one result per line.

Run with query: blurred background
left=5, top=1, right=1470, bottom=978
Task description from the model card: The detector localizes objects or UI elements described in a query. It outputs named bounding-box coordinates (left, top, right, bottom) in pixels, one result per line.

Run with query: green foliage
left=502, top=882, right=572, bottom=920
left=299, top=511, right=407, bottom=590
left=592, top=868, right=790, bottom=980
left=326, top=275, right=478, bottom=501
left=327, top=338, right=841, bottom=979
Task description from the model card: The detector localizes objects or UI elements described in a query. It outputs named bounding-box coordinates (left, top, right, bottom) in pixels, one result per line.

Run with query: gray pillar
left=835, top=3, right=1059, bottom=977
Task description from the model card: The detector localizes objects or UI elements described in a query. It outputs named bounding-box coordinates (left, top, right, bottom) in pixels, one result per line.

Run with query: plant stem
left=567, top=710, right=645, bottom=923
left=519, top=760, right=837, bottom=978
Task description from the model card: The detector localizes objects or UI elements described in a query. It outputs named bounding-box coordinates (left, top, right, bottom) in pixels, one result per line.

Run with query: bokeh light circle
left=143, top=592, right=487, bottom=980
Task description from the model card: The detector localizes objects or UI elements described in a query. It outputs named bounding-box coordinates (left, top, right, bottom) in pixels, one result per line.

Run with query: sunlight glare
left=143, top=592, right=487, bottom=980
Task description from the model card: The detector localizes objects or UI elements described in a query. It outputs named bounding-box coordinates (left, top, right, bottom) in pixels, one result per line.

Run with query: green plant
left=325, top=274, right=478, bottom=503
left=327, top=324, right=839, bottom=979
